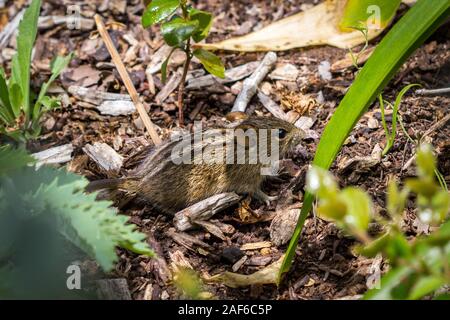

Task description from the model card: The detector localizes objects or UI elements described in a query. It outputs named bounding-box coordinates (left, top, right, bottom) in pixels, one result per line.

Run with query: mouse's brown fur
left=86, top=116, right=304, bottom=214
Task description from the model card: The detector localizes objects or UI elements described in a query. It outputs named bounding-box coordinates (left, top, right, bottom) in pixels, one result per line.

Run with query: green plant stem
left=177, top=38, right=191, bottom=127
left=177, top=1, right=191, bottom=127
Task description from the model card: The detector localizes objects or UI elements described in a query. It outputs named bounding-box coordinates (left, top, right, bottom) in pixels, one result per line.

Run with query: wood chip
left=240, top=241, right=272, bottom=251
left=96, top=279, right=132, bottom=300
left=32, top=144, right=74, bottom=168
left=155, top=68, right=183, bottom=104
left=231, top=52, right=277, bottom=113
left=0, top=9, right=24, bottom=49
left=186, top=61, right=259, bottom=90
left=83, top=142, right=123, bottom=173
left=97, top=100, right=136, bottom=116
left=232, top=255, right=248, bottom=272
left=173, top=192, right=240, bottom=231
left=257, top=91, right=289, bottom=121
left=270, top=207, right=301, bottom=246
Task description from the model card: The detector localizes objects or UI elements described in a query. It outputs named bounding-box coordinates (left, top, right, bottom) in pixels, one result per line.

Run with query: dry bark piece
left=232, top=255, right=248, bottom=272
left=148, top=235, right=172, bottom=284
left=173, top=192, right=240, bottom=232
left=32, top=144, right=74, bottom=168
left=231, top=52, right=277, bottom=113
left=68, top=85, right=132, bottom=104
left=270, top=207, right=301, bottom=246
left=146, top=45, right=173, bottom=75
left=155, top=68, right=183, bottom=104
left=167, top=229, right=214, bottom=252
left=205, top=255, right=284, bottom=288
left=83, top=142, right=124, bottom=173
left=169, top=250, right=194, bottom=272
left=97, top=100, right=136, bottom=116
left=96, top=279, right=132, bottom=300
left=240, top=241, right=272, bottom=251
left=0, top=9, right=24, bottom=49
left=269, top=63, right=299, bottom=81
left=257, top=91, right=289, bottom=121
left=331, top=47, right=375, bottom=72
left=186, top=61, right=259, bottom=90
left=38, top=16, right=94, bottom=31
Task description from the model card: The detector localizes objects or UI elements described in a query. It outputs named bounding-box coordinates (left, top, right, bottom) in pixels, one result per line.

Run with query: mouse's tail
left=85, top=178, right=130, bottom=193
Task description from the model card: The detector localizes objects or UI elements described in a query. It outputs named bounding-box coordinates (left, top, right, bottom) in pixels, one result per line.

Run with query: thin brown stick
left=94, top=14, right=162, bottom=145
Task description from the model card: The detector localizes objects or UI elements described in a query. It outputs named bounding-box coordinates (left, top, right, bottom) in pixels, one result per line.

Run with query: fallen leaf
left=197, top=1, right=387, bottom=52
left=205, top=255, right=284, bottom=288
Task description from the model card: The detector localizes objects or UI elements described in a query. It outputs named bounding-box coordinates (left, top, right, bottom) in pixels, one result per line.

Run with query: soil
left=1, top=0, right=448, bottom=300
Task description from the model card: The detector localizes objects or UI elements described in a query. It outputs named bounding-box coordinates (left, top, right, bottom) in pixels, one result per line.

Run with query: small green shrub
left=0, top=0, right=72, bottom=143
left=306, top=144, right=450, bottom=300
left=142, top=0, right=225, bottom=125
left=0, top=146, right=154, bottom=298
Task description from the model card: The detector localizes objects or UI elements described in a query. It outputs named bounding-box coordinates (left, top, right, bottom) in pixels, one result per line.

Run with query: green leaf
left=280, top=0, right=450, bottom=281
left=339, top=187, right=372, bottom=232
left=364, top=265, right=412, bottom=300
left=339, top=0, right=402, bottom=32
left=189, top=9, right=213, bottom=42
left=306, top=166, right=339, bottom=199
left=408, top=276, right=444, bottom=300
left=5, top=164, right=155, bottom=272
left=8, top=83, right=22, bottom=118
left=193, top=48, right=225, bottom=78
left=387, top=180, right=408, bottom=217
left=161, top=47, right=177, bottom=84
left=357, top=232, right=390, bottom=257
left=16, top=0, right=41, bottom=118
left=34, top=53, right=73, bottom=121
left=142, top=0, right=179, bottom=28
left=161, top=17, right=198, bottom=47
left=0, top=145, right=34, bottom=175
left=382, top=84, right=420, bottom=156
left=0, top=68, right=14, bottom=123
left=416, top=144, right=436, bottom=178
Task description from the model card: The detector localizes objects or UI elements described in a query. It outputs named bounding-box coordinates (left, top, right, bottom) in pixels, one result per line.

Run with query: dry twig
left=94, top=14, right=162, bottom=145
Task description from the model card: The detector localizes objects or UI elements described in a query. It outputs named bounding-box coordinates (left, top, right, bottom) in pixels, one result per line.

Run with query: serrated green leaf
left=408, top=276, right=444, bottom=300
left=0, top=145, right=34, bottom=175
left=142, top=0, right=179, bottom=28
left=16, top=0, right=41, bottom=117
left=162, top=17, right=198, bottom=47
left=0, top=68, right=14, bottom=123
left=189, top=8, right=213, bottom=42
left=193, top=48, right=225, bottom=78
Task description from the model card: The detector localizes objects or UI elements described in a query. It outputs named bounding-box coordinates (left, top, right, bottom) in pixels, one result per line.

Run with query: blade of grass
left=382, top=84, right=420, bottom=156
left=15, top=0, right=41, bottom=122
left=279, top=0, right=450, bottom=281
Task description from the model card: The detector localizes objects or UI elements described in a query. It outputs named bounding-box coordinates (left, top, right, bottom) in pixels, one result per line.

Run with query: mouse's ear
left=226, top=111, right=248, bottom=122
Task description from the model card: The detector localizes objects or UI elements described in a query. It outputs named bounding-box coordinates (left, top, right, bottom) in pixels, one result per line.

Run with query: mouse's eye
left=278, top=129, right=288, bottom=139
